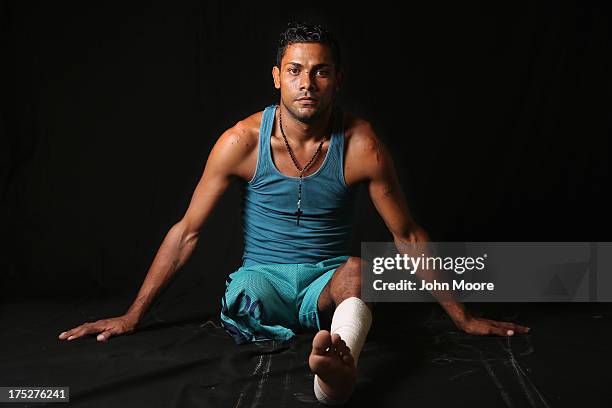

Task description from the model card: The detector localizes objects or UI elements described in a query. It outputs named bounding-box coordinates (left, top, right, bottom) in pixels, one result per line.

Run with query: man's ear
left=272, top=66, right=281, bottom=89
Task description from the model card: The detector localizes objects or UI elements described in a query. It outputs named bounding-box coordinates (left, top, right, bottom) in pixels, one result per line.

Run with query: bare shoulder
left=217, top=111, right=261, bottom=155
left=210, top=111, right=262, bottom=180
left=343, top=112, right=384, bottom=156
left=343, top=111, right=388, bottom=184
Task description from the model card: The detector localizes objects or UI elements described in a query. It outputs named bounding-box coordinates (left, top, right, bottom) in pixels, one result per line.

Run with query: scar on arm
left=382, top=183, right=396, bottom=196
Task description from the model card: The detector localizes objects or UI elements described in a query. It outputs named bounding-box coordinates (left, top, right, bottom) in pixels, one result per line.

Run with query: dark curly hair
left=276, top=22, right=341, bottom=71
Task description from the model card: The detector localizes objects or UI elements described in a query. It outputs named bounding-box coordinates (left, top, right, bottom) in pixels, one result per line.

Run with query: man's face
left=272, top=42, right=342, bottom=124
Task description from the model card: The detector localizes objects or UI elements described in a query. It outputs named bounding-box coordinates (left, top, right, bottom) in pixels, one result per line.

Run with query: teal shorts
left=220, top=255, right=350, bottom=344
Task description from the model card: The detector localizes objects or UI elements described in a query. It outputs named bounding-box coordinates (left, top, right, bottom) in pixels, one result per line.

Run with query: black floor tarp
left=1, top=298, right=611, bottom=407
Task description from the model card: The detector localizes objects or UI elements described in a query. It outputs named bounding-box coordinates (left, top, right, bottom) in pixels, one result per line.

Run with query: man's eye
left=316, top=70, right=330, bottom=76
left=288, top=68, right=299, bottom=75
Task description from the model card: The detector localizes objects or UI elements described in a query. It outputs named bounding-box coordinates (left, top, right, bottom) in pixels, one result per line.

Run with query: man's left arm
left=355, top=124, right=529, bottom=336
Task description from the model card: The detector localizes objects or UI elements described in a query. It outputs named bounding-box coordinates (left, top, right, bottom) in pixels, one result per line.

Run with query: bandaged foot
left=309, top=297, right=373, bottom=405
left=310, top=330, right=356, bottom=404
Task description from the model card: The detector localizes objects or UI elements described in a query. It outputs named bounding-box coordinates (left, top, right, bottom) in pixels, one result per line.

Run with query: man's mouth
left=297, top=97, right=318, bottom=103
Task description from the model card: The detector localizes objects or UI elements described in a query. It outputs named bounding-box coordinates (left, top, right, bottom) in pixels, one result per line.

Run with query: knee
left=330, top=257, right=363, bottom=299
left=340, top=256, right=362, bottom=282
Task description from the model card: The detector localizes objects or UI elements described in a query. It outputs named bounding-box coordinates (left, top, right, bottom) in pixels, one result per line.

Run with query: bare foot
left=309, top=330, right=357, bottom=402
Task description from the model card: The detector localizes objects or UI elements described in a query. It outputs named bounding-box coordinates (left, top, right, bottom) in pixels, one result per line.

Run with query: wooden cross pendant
left=296, top=179, right=303, bottom=226
left=295, top=208, right=303, bottom=226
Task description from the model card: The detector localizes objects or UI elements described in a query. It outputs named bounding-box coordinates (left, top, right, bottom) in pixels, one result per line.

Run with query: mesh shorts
left=219, top=255, right=350, bottom=344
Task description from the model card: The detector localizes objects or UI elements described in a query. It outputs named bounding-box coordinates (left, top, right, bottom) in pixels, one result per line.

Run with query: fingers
left=509, top=323, right=530, bottom=334
left=58, top=321, right=105, bottom=341
left=464, top=317, right=532, bottom=337
left=488, top=325, right=512, bottom=336
left=97, top=328, right=117, bottom=342
left=58, top=323, right=88, bottom=341
left=491, top=320, right=531, bottom=336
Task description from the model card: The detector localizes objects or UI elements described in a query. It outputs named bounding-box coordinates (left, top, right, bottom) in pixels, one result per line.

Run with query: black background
left=2, top=3, right=611, bottom=407
left=1, top=1, right=610, bottom=315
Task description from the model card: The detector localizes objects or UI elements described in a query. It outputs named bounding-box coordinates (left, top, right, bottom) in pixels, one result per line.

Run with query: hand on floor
left=58, top=315, right=138, bottom=342
left=456, top=316, right=530, bottom=336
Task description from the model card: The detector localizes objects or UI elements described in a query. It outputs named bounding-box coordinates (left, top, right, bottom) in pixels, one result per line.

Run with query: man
left=58, top=22, right=529, bottom=405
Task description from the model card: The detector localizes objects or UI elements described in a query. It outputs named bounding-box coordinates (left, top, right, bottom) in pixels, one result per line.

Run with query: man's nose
left=299, top=71, right=316, bottom=91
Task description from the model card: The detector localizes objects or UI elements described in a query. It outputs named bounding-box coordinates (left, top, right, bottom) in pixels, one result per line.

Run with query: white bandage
left=314, top=377, right=349, bottom=406
left=313, top=297, right=373, bottom=405
left=330, top=296, right=372, bottom=365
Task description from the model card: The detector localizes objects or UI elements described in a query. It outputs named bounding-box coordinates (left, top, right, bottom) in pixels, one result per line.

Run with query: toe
left=312, top=330, right=332, bottom=355
left=331, top=333, right=349, bottom=352
left=342, top=353, right=355, bottom=366
left=335, top=341, right=348, bottom=355
left=336, top=338, right=347, bottom=349
left=338, top=344, right=354, bottom=365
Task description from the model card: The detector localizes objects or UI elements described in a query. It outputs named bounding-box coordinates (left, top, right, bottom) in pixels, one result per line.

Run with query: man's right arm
left=123, top=123, right=254, bottom=323
left=58, top=122, right=255, bottom=342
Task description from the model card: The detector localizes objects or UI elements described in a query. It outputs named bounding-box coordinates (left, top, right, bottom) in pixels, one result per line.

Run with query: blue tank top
left=241, top=104, right=357, bottom=267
